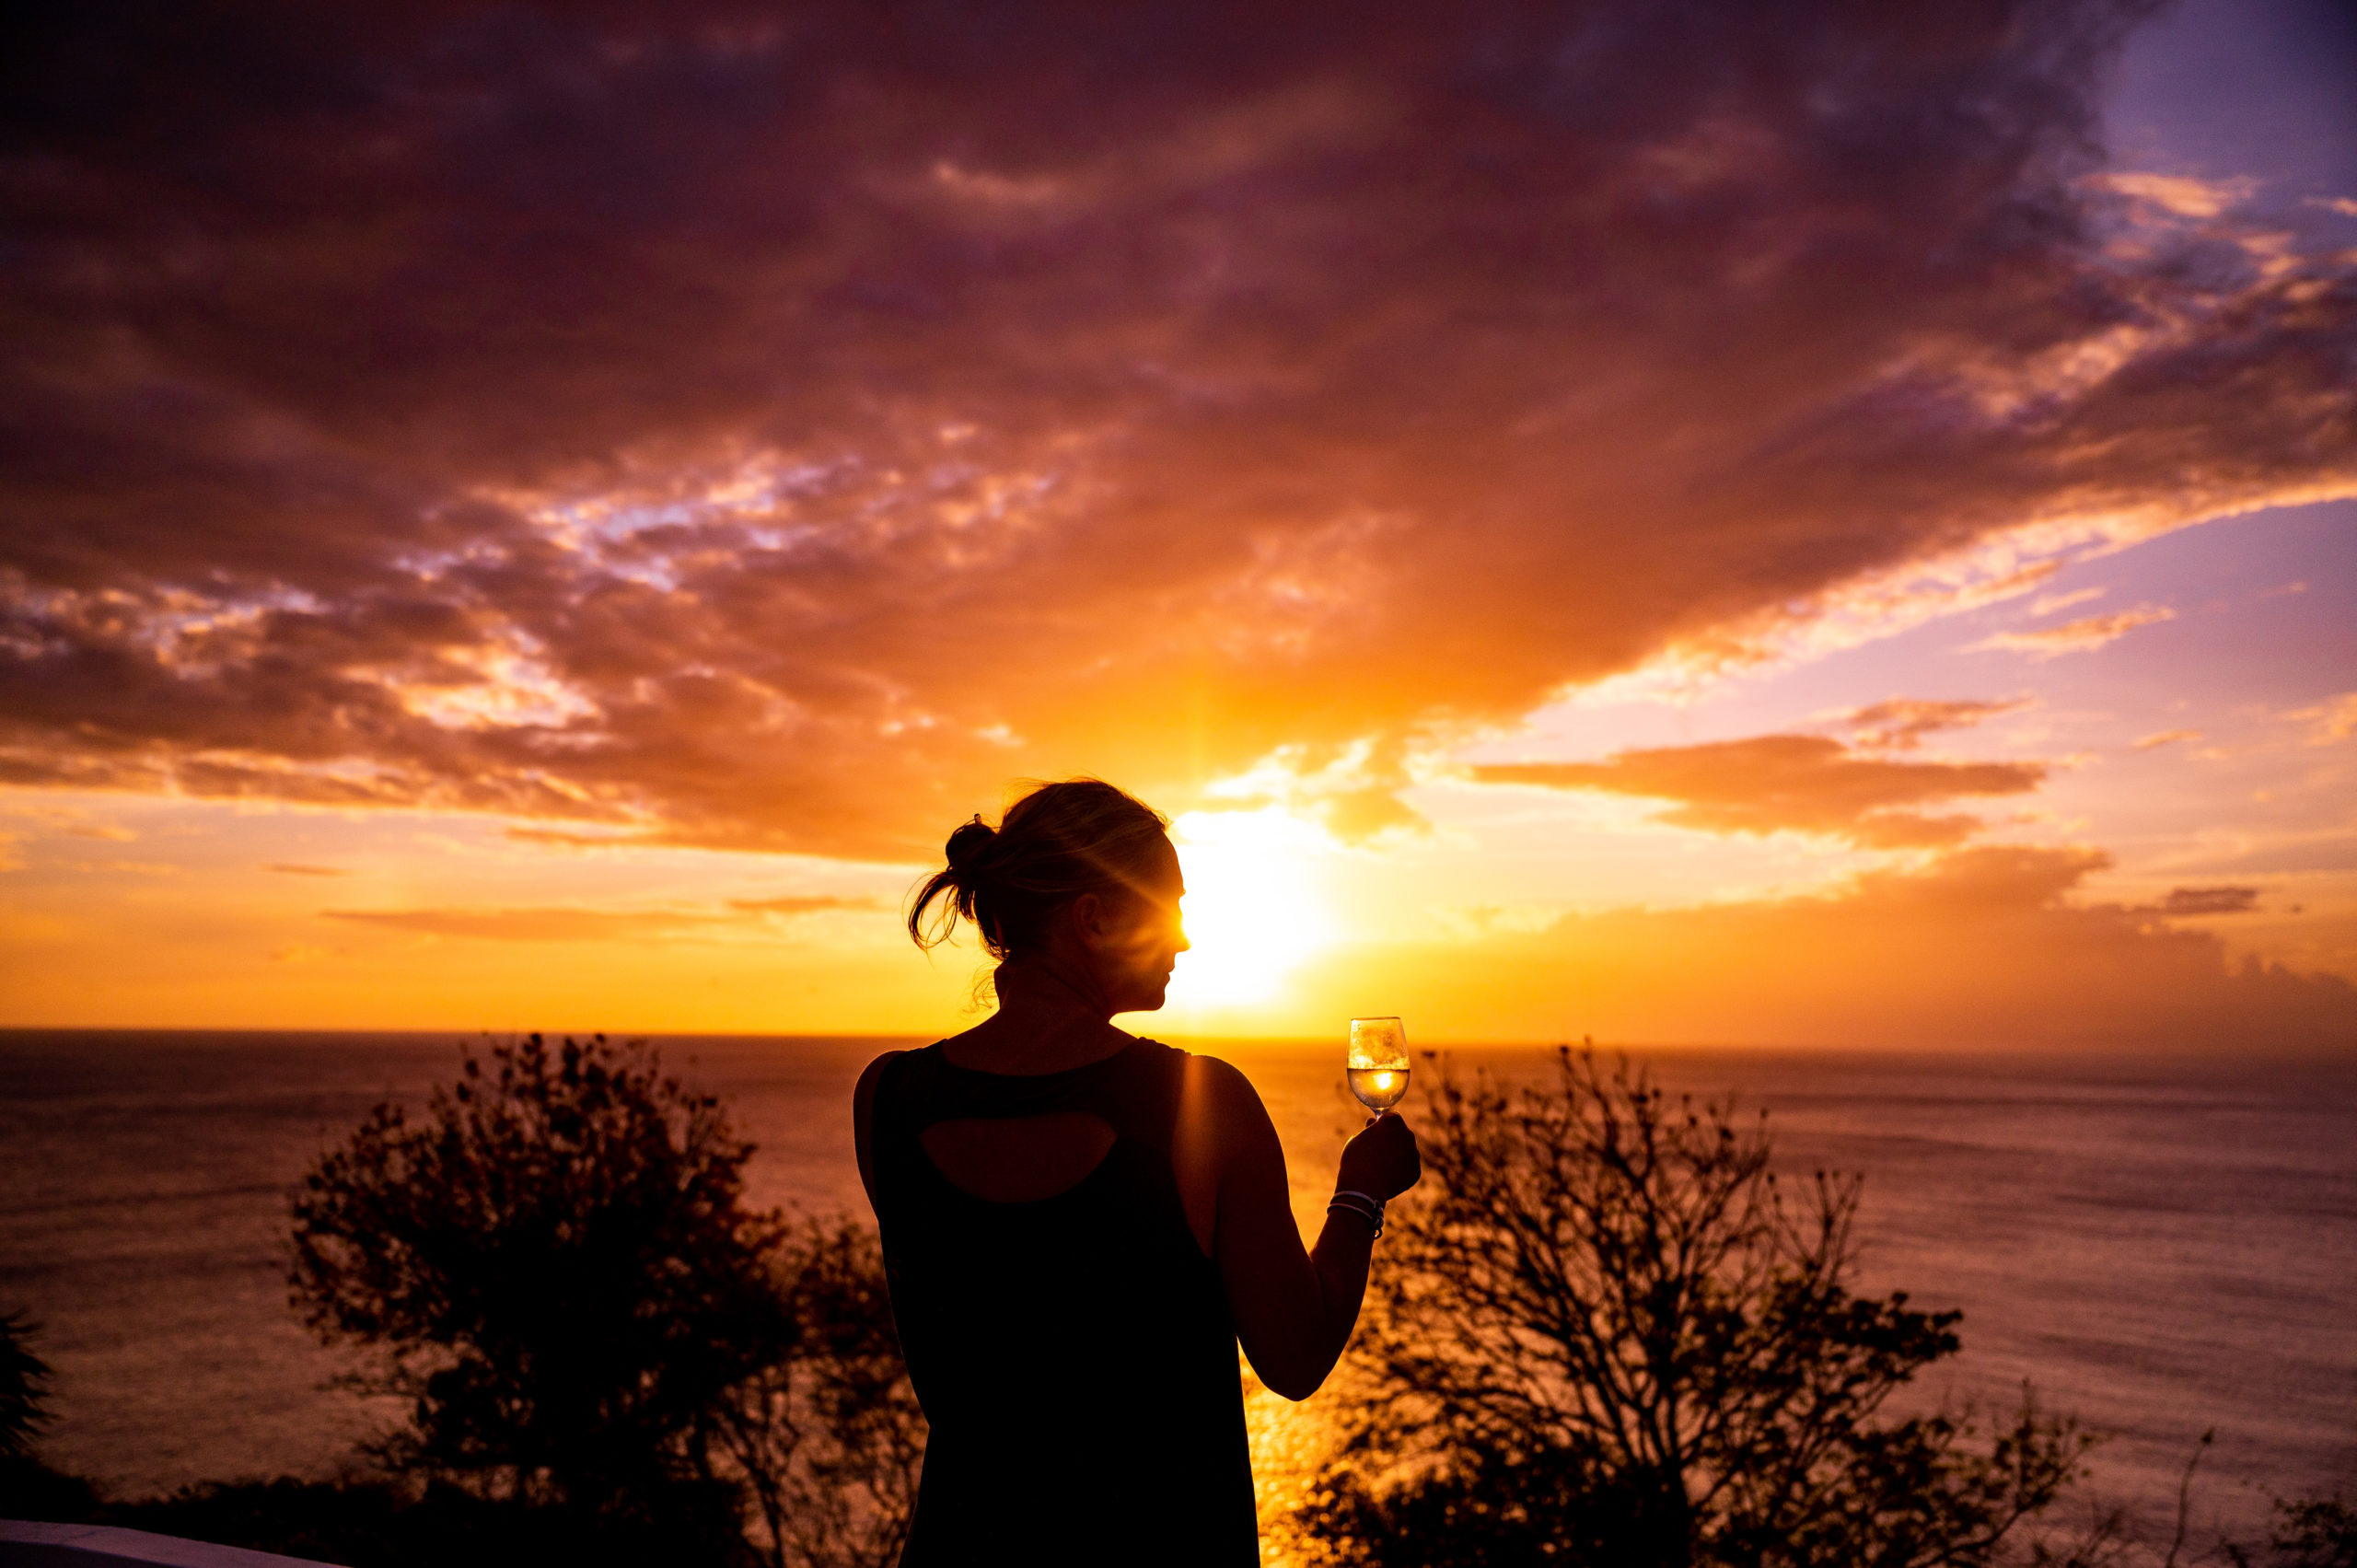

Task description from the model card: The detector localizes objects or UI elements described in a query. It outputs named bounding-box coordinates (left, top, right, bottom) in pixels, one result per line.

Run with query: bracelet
left=1329, top=1189, right=1387, bottom=1239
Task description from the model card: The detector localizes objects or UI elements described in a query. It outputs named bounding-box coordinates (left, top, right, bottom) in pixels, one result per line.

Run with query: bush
left=2232, top=1494, right=2357, bottom=1568
left=717, top=1220, right=926, bottom=1568
left=286, top=1032, right=922, bottom=1564
left=0, top=1307, right=102, bottom=1522
left=1291, top=1048, right=2088, bottom=1568
left=100, top=1478, right=542, bottom=1568
left=5, top=1213, right=923, bottom=1566
left=0, top=1301, right=101, bottom=1518
left=0, top=1306, right=52, bottom=1466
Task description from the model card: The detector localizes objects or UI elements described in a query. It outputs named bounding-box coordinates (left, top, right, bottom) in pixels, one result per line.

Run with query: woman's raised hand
left=1338, top=1110, right=1422, bottom=1202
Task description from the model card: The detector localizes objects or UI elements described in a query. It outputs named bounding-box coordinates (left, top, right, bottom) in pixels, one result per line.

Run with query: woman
left=853, top=778, right=1422, bottom=1565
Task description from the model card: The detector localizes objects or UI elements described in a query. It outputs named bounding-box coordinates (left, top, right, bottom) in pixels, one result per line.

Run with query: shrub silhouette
left=0, top=1307, right=52, bottom=1466
left=2230, top=1493, right=2357, bottom=1568
left=287, top=1032, right=923, bottom=1564
left=0, top=1307, right=101, bottom=1521
left=716, top=1219, right=926, bottom=1568
left=1291, top=1048, right=2088, bottom=1568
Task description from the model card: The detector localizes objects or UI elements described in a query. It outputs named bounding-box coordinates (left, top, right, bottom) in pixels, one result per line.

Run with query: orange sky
left=2, top=0, right=2352, bottom=1048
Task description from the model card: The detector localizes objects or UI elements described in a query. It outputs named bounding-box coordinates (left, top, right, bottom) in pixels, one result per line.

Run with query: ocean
left=2, top=1031, right=2352, bottom=1551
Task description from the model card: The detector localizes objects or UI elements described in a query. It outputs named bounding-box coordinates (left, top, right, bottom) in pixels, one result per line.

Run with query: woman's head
left=908, top=779, right=1187, bottom=1010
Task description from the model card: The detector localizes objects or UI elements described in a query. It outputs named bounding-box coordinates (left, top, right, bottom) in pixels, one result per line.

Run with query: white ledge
left=0, top=1520, right=340, bottom=1568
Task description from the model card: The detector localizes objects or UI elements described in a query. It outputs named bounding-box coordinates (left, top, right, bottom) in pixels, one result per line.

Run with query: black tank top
left=870, top=1038, right=1259, bottom=1565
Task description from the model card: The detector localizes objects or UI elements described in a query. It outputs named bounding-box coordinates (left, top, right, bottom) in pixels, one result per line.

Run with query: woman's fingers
left=1340, top=1111, right=1422, bottom=1199
left=1382, top=1114, right=1422, bottom=1193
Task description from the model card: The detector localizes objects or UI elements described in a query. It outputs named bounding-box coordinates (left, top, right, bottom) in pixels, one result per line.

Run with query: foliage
left=2010, top=1451, right=2357, bottom=1568
left=0, top=1307, right=54, bottom=1465
left=0, top=1307, right=101, bottom=1521
left=288, top=1033, right=797, bottom=1550
left=285, top=1031, right=927, bottom=1564
left=2231, top=1494, right=2357, bottom=1568
left=99, top=1477, right=577, bottom=1567
left=719, top=1219, right=927, bottom=1568
left=1291, top=1048, right=2089, bottom=1568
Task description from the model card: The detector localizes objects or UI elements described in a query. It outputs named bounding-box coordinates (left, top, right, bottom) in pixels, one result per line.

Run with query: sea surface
left=2, top=1031, right=2352, bottom=1551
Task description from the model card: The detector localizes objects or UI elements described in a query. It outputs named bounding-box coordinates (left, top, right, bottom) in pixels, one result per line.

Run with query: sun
left=1165, top=808, right=1337, bottom=1010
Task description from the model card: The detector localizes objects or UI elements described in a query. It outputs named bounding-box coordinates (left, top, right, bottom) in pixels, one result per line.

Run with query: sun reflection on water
left=1245, top=1355, right=1341, bottom=1565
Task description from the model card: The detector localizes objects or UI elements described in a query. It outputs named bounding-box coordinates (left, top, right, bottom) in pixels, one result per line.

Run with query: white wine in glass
left=1348, top=1016, right=1411, bottom=1115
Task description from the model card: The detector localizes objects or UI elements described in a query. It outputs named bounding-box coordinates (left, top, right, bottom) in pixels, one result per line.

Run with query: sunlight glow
left=1166, top=809, right=1338, bottom=1008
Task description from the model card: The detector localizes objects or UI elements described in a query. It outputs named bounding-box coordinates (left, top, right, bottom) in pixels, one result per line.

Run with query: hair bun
left=907, top=779, right=1169, bottom=959
left=945, top=816, right=996, bottom=874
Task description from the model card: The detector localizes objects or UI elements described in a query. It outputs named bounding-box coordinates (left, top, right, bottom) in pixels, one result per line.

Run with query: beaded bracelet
left=1329, top=1189, right=1387, bottom=1239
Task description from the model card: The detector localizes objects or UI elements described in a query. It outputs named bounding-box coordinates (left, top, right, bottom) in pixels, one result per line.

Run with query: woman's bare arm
left=1178, top=1055, right=1420, bottom=1401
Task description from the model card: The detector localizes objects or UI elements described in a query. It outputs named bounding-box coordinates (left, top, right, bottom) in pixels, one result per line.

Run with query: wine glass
left=1348, top=1016, right=1410, bottom=1116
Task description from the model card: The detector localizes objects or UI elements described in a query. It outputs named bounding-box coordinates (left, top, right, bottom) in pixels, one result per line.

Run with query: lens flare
left=1166, top=809, right=1337, bottom=1010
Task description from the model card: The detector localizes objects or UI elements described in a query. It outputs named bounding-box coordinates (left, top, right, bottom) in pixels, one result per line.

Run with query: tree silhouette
left=289, top=1033, right=798, bottom=1551
left=1292, top=1048, right=2088, bottom=1568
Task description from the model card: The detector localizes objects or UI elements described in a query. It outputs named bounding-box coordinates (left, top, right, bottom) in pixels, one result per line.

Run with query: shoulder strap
left=1084, top=1038, right=1186, bottom=1154
left=870, top=1041, right=949, bottom=1144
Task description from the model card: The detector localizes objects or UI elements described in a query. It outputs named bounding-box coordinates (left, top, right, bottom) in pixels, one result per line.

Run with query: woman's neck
left=941, top=958, right=1134, bottom=1074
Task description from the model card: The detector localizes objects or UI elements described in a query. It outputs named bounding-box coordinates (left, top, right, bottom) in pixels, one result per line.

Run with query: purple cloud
left=2, top=2, right=2349, bottom=855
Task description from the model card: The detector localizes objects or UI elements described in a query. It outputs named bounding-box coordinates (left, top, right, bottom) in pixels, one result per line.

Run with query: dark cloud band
left=4, top=0, right=2350, bottom=854
left=1474, top=733, right=2047, bottom=847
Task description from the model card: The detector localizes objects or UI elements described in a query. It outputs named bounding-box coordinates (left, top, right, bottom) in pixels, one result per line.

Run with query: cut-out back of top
left=869, top=1037, right=1257, bottom=1567
left=917, top=1110, right=1117, bottom=1202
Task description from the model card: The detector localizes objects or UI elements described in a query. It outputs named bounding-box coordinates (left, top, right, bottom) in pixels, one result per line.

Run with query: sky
left=2, top=0, right=2351, bottom=1046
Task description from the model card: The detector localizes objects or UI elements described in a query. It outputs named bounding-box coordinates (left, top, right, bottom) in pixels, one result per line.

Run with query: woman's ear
left=1066, top=890, right=1109, bottom=952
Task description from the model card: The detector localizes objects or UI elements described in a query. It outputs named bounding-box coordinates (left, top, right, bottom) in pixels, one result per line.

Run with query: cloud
left=1840, top=697, right=2028, bottom=750
left=1473, top=734, right=2045, bottom=847
left=726, top=895, right=884, bottom=916
left=58, top=822, right=138, bottom=842
left=321, top=896, right=878, bottom=939
left=2028, top=587, right=2106, bottom=617
left=271, top=944, right=338, bottom=963
left=2288, top=693, right=2357, bottom=745
left=2132, top=728, right=2200, bottom=749
left=2095, top=171, right=2255, bottom=218
left=1970, top=605, right=2177, bottom=658
left=1287, top=846, right=2355, bottom=1048
left=1, top=2, right=2351, bottom=856
left=0, top=804, right=137, bottom=841
left=2156, top=886, right=2259, bottom=916
left=266, top=863, right=349, bottom=877
left=321, top=906, right=735, bottom=942
left=504, top=828, right=655, bottom=850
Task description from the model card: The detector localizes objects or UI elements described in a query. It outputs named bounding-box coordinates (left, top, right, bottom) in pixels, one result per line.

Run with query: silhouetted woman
left=854, top=778, right=1421, bottom=1565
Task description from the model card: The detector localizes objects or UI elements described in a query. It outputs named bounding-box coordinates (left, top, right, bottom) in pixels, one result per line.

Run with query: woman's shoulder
left=854, top=1047, right=900, bottom=1094
left=1136, top=1040, right=1267, bottom=1115
left=853, top=1041, right=946, bottom=1112
left=858, top=1039, right=936, bottom=1076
